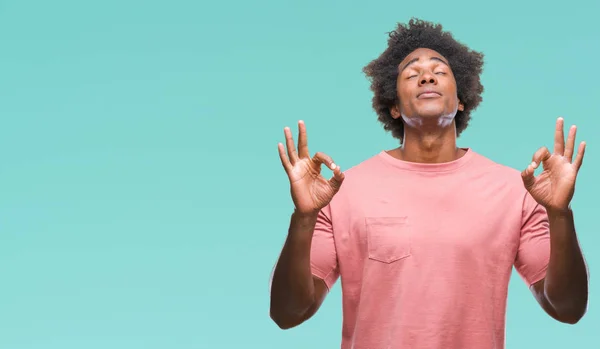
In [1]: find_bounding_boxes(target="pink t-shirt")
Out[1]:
[310,148,550,349]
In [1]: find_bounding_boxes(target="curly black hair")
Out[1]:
[362,18,485,143]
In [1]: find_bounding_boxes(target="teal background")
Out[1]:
[0,0,598,348]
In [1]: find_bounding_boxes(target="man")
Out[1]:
[269,18,588,348]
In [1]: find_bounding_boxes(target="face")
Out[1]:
[391,48,464,128]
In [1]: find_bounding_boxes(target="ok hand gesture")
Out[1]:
[522,117,586,213]
[278,121,344,215]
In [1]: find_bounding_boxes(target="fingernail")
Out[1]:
[330,163,336,170]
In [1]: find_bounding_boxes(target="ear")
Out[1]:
[458,101,464,112]
[390,104,401,119]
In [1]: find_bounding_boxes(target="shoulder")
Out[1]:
[338,152,390,183]
[469,150,524,182]
[325,152,391,205]
[467,150,533,203]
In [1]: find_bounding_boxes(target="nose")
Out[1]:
[419,71,437,86]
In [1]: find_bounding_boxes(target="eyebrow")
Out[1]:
[400,56,449,72]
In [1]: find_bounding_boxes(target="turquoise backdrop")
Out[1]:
[0,0,598,348]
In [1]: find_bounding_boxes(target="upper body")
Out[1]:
[269,18,588,349]
[310,148,550,348]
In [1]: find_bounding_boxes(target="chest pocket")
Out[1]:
[365,216,411,263]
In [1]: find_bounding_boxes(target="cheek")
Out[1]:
[443,80,459,103]
[397,96,411,114]
[396,84,411,106]
[448,77,459,95]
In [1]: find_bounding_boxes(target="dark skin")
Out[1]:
[269,47,588,329]
[270,121,342,329]
[389,48,465,163]
[522,118,588,324]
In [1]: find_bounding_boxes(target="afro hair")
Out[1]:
[363,18,485,142]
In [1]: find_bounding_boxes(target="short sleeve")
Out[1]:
[514,192,551,287]
[310,204,339,290]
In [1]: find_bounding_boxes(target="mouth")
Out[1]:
[417,91,442,99]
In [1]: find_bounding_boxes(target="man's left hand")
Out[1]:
[522,117,586,213]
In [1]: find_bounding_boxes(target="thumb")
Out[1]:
[328,163,345,192]
[521,161,537,190]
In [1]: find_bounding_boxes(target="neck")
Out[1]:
[390,121,463,163]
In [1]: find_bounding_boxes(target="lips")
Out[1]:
[417,91,441,98]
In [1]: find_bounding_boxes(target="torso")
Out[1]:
[324,149,548,349]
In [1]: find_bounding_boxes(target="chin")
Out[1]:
[419,109,446,118]
[402,109,456,127]
[420,109,454,120]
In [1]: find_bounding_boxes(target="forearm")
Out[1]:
[270,211,319,320]
[543,208,588,319]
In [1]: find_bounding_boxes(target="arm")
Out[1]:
[521,117,588,324]
[271,120,344,329]
[269,211,329,329]
[531,208,588,324]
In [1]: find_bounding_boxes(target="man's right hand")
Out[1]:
[278,120,345,215]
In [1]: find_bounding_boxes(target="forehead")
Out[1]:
[398,48,449,68]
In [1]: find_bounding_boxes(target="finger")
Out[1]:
[521,161,536,189]
[531,146,551,169]
[329,164,345,191]
[564,125,577,162]
[297,120,310,158]
[312,151,337,171]
[284,127,299,164]
[573,141,586,171]
[554,117,565,155]
[278,142,292,173]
